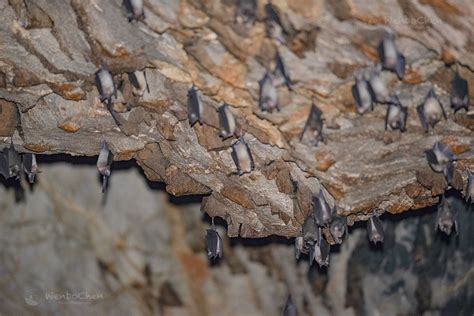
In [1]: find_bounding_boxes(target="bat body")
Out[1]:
[425,142,456,184]
[187,86,203,126]
[300,102,324,146]
[330,215,347,245]
[206,227,223,259]
[218,104,236,139]
[352,78,373,114]
[466,169,473,203]
[123,0,145,22]
[264,3,285,43]
[385,96,408,132]
[451,72,469,113]
[95,64,120,125]
[23,153,38,183]
[97,140,113,193]
[378,32,405,80]
[417,89,446,132]
[274,51,292,90]
[314,227,330,268]
[231,138,254,175]
[235,0,256,26]
[368,69,390,103]
[436,194,458,235]
[259,72,279,112]
[128,70,150,97]
[313,190,335,227]
[367,212,384,244]
[282,295,297,316]
[7,143,21,179]
[295,236,304,259]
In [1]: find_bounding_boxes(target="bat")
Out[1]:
[123,0,145,22]
[436,194,458,235]
[466,169,473,204]
[425,142,456,184]
[187,85,203,126]
[0,149,9,179]
[259,72,279,113]
[206,220,223,259]
[367,211,384,244]
[282,295,297,316]
[273,51,292,90]
[378,32,406,80]
[299,101,324,146]
[264,3,285,44]
[7,142,21,180]
[235,0,256,26]
[352,78,373,114]
[385,96,408,132]
[313,189,335,227]
[95,63,121,126]
[23,153,39,183]
[451,71,469,113]
[330,215,347,245]
[218,104,236,139]
[128,70,150,97]
[96,140,113,193]
[231,137,254,175]
[368,67,390,103]
[314,227,330,267]
[416,88,446,133]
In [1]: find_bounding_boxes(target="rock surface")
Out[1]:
[1,0,473,238]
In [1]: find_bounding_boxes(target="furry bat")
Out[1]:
[378,32,406,80]
[300,101,324,146]
[367,211,384,244]
[96,140,113,193]
[187,85,203,126]
[385,96,408,132]
[231,137,254,175]
[416,88,446,133]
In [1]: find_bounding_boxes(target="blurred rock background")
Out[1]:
[0,161,472,315]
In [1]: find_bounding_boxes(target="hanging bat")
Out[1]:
[282,295,297,316]
[235,0,256,26]
[465,169,473,204]
[352,77,373,114]
[302,216,318,256]
[95,63,121,126]
[330,215,347,245]
[187,85,203,127]
[385,96,408,132]
[368,67,390,103]
[273,51,292,90]
[23,153,39,183]
[123,0,145,22]
[7,142,21,180]
[231,137,254,175]
[436,194,458,235]
[264,3,285,44]
[416,88,446,133]
[367,211,384,244]
[96,140,113,193]
[299,101,324,146]
[206,221,223,259]
[259,72,279,113]
[425,142,456,184]
[451,71,469,113]
[378,32,406,80]
[313,190,335,227]
[128,70,150,97]
[218,104,236,139]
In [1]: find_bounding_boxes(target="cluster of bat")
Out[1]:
[0,142,38,184]
[352,32,469,133]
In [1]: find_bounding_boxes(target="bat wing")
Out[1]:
[467,169,473,202]
[416,104,428,132]
[401,106,408,132]
[378,40,385,67]
[95,72,104,99]
[0,151,9,179]
[245,141,255,171]
[384,106,390,130]
[231,144,240,174]
[144,71,150,93]
[127,72,140,89]
[351,83,362,112]
[395,53,405,80]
